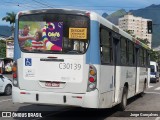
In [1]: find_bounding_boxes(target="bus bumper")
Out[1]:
[12,87,99,108]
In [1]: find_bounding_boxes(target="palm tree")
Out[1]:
[2,12,16,36]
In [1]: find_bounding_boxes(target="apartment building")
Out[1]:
[118,14,152,48]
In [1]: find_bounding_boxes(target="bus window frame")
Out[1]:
[100,25,113,65]
[17,13,90,55]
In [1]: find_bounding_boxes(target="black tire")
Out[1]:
[4,85,12,96]
[118,86,128,111]
[140,82,147,97]
[155,79,157,83]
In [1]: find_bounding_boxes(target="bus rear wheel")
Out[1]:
[118,86,128,111]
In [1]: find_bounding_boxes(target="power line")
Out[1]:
[0,1,160,11]
[0,1,143,9]
[0,0,159,9]
[16,0,47,8]
[32,0,54,8]
[0,1,45,9]
[38,0,54,7]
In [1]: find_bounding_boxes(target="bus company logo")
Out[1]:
[1,112,43,118]
[25,58,32,66]
[2,112,11,117]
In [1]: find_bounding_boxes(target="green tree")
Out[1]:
[136,38,150,46]
[2,12,16,36]
[124,30,135,37]
[124,30,150,46]
[149,49,160,62]
[0,40,6,58]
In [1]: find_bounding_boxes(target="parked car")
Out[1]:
[150,61,159,83]
[0,74,12,95]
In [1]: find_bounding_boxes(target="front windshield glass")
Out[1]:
[18,13,90,54]
[150,65,155,72]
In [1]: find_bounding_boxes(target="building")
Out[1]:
[118,14,152,48]
[0,37,14,74]
[6,39,14,58]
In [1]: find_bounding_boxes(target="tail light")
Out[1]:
[87,65,97,92]
[12,61,19,87]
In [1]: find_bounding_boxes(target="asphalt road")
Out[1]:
[0,74,160,120]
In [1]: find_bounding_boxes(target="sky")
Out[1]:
[0,0,160,26]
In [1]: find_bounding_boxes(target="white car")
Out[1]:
[0,74,12,95]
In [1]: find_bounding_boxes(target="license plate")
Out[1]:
[45,82,60,87]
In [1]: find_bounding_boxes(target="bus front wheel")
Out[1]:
[140,81,147,97]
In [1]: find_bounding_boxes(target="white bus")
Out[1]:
[12,9,150,110]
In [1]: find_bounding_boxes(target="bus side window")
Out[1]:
[139,48,144,67]
[100,27,112,64]
[128,41,134,65]
[157,65,159,72]
[120,38,127,65]
[150,65,155,72]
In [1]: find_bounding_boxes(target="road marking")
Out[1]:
[145,92,160,95]
[0,99,12,103]
[154,87,160,90]
[32,108,74,120]
[149,85,154,88]
[155,117,160,120]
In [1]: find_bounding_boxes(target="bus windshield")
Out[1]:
[18,13,90,54]
[150,65,155,72]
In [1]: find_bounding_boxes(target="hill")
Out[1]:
[0,26,12,37]
[106,9,127,25]
[102,13,109,18]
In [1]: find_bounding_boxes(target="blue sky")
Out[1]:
[1,0,160,26]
